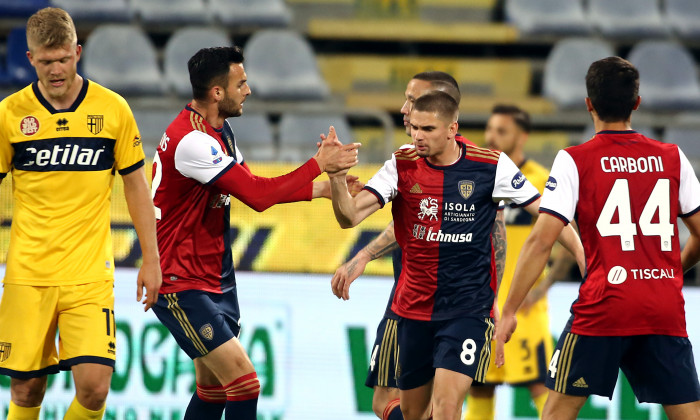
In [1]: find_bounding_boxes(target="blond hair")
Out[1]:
[26,7,77,51]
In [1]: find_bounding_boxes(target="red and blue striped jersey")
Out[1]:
[366,141,540,321]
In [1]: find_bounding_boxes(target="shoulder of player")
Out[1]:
[394,144,419,161]
[464,144,500,164]
[0,84,35,110]
[84,79,130,109]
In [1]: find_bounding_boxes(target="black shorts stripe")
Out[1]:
[379,319,397,387]
[165,293,208,356]
[556,332,578,393]
[475,318,495,382]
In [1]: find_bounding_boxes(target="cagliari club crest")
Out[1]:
[458,180,475,200]
[0,342,11,362]
[199,323,214,341]
[87,114,104,135]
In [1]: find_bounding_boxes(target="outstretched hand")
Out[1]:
[314,126,361,175]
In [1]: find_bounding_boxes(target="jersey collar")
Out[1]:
[32,78,89,114]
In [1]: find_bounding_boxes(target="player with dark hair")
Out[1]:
[329,91,583,420]
[0,7,161,420]
[331,71,503,420]
[496,56,700,420]
[464,104,578,419]
[151,46,360,420]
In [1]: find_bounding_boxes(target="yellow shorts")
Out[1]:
[0,280,116,378]
[484,305,553,385]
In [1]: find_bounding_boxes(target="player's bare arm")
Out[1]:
[331,221,398,300]
[494,213,565,367]
[313,175,364,199]
[122,168,162,311]
[681,212,700,272]
[492,209,506,295]
[523,197,585,272]
[521,245,577,312]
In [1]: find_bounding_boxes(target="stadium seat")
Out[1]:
[49,0,132,22]
[243,30,330,101]
[587,0,669,38]
[627,41,700,111]
[6,28,36,86]
[228,113,277,162]
[132,108,180,150]
[131,0,210,24]
[664,127,700,157]
[504,0,591,36]
[0,0,49,18]
[664,126,700,175]
[278,112,353,162]
[82,25,165,95]
[211,0,292,27]
[665,0,700,39]
[164,27,232,97]
[542,38,614,109]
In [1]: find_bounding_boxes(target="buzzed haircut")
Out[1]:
[586,56,639,123]
[491,104,531,133]
[26,7,77,51]
[413,71,462,105]
[412,91,459,123]
[188,46,244,101]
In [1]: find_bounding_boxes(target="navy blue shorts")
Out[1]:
[547,330,700,405]
[365,317,399,389]
[152,287,241,359]
[396,315,494,390]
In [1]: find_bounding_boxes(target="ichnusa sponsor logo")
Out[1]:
[424,227,472,243]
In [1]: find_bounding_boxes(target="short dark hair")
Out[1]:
[412,91,459,122]
[491,104,531,133]
[188,46,244,100]
[413,71,461,105]
[585,57,639,123]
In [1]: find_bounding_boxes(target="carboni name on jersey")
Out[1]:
[14,138,115,171]
[600,155,664,173]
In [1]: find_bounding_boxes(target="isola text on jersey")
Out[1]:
[600,156,664,173]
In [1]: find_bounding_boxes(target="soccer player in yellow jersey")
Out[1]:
[0,8,161,420]
[464,105,569,420]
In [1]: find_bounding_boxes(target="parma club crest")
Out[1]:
[458,180,474,200]
[87,114,104,135]
[0,342,10,362]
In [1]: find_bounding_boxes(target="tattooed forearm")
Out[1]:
[492,211,507,293]
[365,221,399,261]
[346,259,359,277]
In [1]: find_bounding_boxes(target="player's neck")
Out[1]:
[428,139,461,166]
[593,118,632,133]
[37,75,83,110]
[190,99,225,129]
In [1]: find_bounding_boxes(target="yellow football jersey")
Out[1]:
[498,159,550,313]
[0,80,144,286]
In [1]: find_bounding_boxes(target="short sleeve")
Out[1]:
[492,152,540,206]
[174,131,236,185]
[539,150,579,224]
[364,153,399,206]
[678,146,700,217]
[113,96,145,175]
